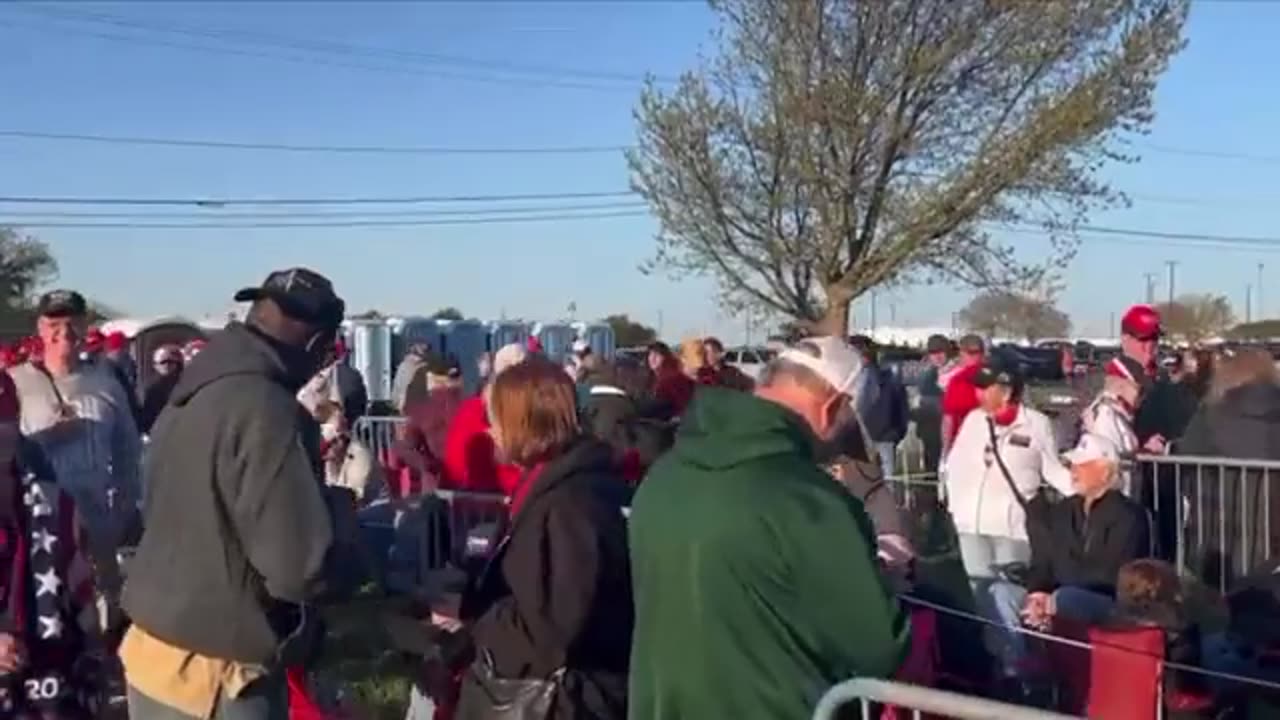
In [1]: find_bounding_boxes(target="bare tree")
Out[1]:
[630,0,1188,334]
[958,290,1071,342]
[1157,294,1235,344]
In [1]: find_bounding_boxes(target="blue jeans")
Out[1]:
[958,533,1032,676]
[127,676,287,720]
[1051,586,1115,625]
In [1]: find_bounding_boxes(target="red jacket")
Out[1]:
[941,361,983,445]
[442,395,521,495]
[653,367,695,418]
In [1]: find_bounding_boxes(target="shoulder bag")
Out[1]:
[985,417,1054,546]
[455,478,566,720]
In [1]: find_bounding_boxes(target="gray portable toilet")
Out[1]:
[348,318,393,403]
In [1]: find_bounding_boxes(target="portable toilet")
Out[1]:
[347,319,393,403]
[572,322,616,361]
[437,319,488,393]
[488,321,531,354]
[390,316,444,365]
[532,322,577,365]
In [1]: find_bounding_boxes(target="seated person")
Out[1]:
[1108,559,1210,714]
[1021,433,1151,629]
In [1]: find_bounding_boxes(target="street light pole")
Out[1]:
[1165,261,1179,305]
[1246,284,1253,324]
[1259,262,1266,319]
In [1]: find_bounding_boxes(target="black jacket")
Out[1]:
[461,439,634,720]
[580,385,674,471]
[122,323,334,666]
[1027,490,1151,595]
[137,371,181,434]
[1177,382,1280,587]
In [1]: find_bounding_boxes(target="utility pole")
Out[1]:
[1144,273,1157,304]
[1259,262,1266,319]
[1165,261,1179,306]
[870,291,878,333]
[1246,284,1253,324]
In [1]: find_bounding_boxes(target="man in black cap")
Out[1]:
[915,334,955,472]
[120,269,346,720]
[10,289,141,638]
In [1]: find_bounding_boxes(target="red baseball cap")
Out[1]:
[105,331,128,351]
[1120,304,1161,341]
[84,327,105,351]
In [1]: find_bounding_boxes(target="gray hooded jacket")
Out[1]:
[122,323,333,665]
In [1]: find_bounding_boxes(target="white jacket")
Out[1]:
[944,405,1074,541]
[1080,393,1139,495]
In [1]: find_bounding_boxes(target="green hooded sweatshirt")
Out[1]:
[628,388,910,720]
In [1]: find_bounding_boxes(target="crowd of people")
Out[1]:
[0,268,1274,719]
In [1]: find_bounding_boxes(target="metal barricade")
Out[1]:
[1137,453,1280,593]
[813,678,1080,720]
[352,415,404,461]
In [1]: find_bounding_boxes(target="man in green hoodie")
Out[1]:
[629,336,910,720]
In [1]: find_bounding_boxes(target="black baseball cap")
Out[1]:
[926,334,951,354]
[234,268,345,328]
[973,353,1024,391]
[36,289,87,318]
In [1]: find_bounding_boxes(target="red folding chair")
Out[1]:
[287,667,357,720]
[882,607,942,720]
[1048,619,1165,718]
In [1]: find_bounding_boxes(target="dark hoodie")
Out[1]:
[1177,382,1280,587]
[628,387,909,720]
[122,323,333,666]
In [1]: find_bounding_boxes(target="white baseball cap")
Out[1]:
[571,339,591,355]
[492,343,528,377]
[777,336,864,395]
[1064,432,1122,465]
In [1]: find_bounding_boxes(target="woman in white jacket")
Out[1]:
[944,355,1073,685]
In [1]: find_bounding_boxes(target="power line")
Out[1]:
[0,129,629,155]
[0,190,639,207]
[10,4,679,85]
[0,7,669,92]
[0,209,650,230]
[0,19,638,93]
[0,201,648,219]
[1141,142,1280,165]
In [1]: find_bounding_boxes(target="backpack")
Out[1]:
[863,367,909,444]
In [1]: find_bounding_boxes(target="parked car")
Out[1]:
[724,346,776,381]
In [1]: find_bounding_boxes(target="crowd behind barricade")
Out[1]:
[0,271,1277,719]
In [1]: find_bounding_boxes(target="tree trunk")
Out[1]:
[816,297,852,337]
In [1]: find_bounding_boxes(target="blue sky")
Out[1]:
[0,0,1277,341]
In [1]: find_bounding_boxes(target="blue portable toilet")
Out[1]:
[390,316,445,365]
[532,322,576,365]
[436,319,488,394]
[572,322,616,361]
[488,321,531,354]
